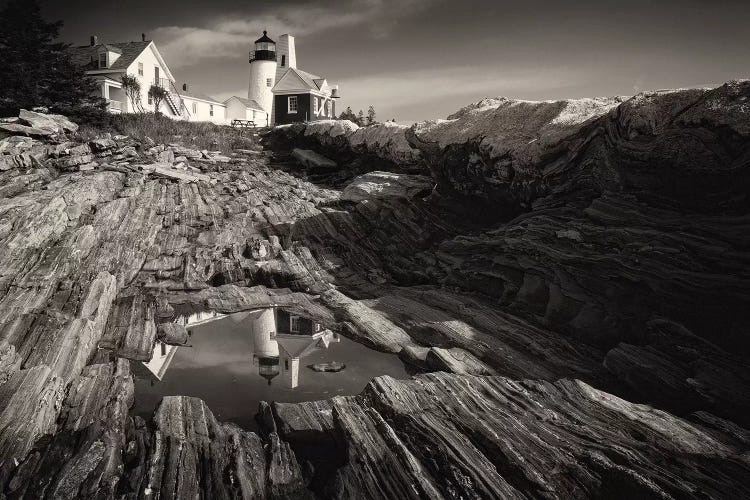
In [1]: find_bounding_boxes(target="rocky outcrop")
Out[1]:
[408,82,750,211]
[266,120,424,184]
[1,84,749,499]
[268,373,750,499]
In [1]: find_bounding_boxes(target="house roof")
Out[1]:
[100,44,122,54]
[225,96,265,111]
[295,68,322,89]
[177,88,224,105]
[273,67,333,94]
[67,41,151,72]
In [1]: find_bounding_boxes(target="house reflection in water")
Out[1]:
[138,307,339,389]
[238,308,340,387]
[139,309,224,382]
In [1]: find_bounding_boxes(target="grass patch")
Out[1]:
[77,113,260,152]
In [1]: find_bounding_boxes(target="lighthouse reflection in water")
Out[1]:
[133,307,409,430]
[241,307,340,388]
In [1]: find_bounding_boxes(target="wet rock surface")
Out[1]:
[0,81,749,498]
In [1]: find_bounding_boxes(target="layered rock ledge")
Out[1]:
[0,80,749,498]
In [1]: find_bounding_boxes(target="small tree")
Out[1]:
[148,85,168,114]
[367,105,377,125]
[121,74,143,113]
[356,109,365,126]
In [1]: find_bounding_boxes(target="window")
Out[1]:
[138,62,143,76]
[288,96,298,113]
[285,359,289,370]
[98,52,107,68]
[209,104,214,117]
[266,78,273,87]
[281,55,286,67]
[160,342,166,357]
[192,102,197,114]
[290,315,301,332]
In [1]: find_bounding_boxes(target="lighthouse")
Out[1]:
[248,30,338,126]
[248,31,277,120]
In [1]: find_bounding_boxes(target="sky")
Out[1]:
[41,0,750,124]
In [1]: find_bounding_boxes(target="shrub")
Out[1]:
[84,113,258,152]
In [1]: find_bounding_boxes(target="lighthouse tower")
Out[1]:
[248,31,277,118]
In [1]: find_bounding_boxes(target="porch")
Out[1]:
[97,77,126,113]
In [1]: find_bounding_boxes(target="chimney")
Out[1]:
[90,35,98,46]
[275,34,297,84]
[142,33,146,42]
[182,83,188,92]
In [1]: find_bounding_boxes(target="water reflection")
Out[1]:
[133,306,407,429]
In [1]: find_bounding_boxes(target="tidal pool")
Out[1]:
[132,307,409,430]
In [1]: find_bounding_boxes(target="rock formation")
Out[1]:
[0,80,749,498]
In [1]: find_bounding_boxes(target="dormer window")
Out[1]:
[98,52,107,68]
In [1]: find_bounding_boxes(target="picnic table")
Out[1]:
[231,119,256,128]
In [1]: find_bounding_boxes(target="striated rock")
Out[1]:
[287,373,750,499]
[266,120,424,184]
[291,148,337,170]
[0,366,65,475]
[3,360,133,499]
[133,396,308,499]
[1,85,749,498]
[340,171,433,202]
[0,122,55,138]
[408,82,750,211]
[19,109,78,134]
[425,346,496,375]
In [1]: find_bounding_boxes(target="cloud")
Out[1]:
[154,0,435,67]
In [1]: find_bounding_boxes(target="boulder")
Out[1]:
[19,109,78,133]
[0,122,54,138]
[89,137,117,152]
[156,322,188,345]
[341,171,434,202]
[291,148,338,170]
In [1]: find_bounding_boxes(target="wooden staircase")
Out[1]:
[154,78,189,118]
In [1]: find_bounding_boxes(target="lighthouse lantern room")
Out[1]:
[250,30,276,62]
[248,31,277,117]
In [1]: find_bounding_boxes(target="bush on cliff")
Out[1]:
[0,0,106,121]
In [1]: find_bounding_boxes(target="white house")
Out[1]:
[224,96,269,127]
[67,35,187,117]
[175,84,228,124]
[68,35,259,126]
